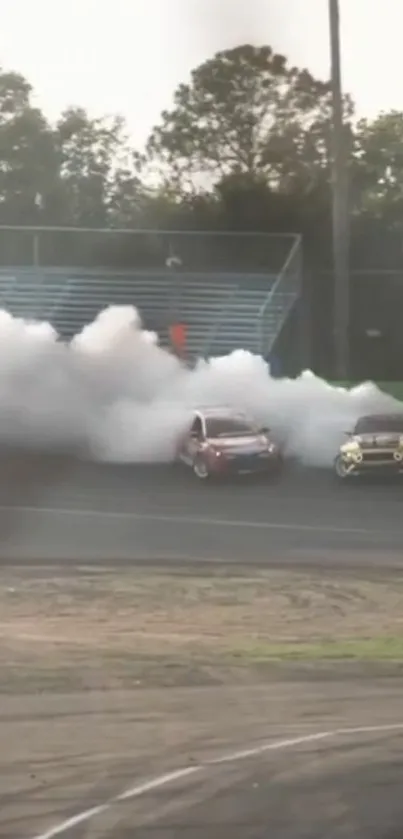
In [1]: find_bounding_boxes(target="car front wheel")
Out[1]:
[334,454,354,479]
[193,456,210,480]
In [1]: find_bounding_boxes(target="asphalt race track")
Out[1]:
[1,451,403,838]
[0,451,401,565]
[84,724,403,839]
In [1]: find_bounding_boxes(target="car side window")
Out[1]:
[190,416,203,439]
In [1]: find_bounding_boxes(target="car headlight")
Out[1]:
[211,448,225,458]
[259,444,276,457]
[341,441,360,457]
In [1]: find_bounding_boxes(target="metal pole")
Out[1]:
[33,233,40,267]
[329,0,350,380]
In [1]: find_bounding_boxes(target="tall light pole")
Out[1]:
[329,0,350,380]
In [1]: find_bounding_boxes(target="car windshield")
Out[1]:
[205,416,256,437]
[354,416,403,434]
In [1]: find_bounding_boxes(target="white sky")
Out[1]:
[0,0,402,149]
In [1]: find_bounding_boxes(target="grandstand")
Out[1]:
[0,227,302,359]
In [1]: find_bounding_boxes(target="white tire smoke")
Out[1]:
[0,305,397,466]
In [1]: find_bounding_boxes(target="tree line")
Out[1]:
[1,45,403,269]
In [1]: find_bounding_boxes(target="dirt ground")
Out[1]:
[1,565,403,693]
[2,565,403,838]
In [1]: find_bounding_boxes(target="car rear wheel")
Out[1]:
[193,456,210,480]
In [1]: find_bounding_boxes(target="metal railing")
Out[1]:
[200,286,239,357]
[257,235,302,356]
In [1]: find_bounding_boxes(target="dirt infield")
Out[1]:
[1,564,403,694]
[2,564,403,837]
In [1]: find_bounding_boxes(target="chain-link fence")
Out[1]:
[0,225,301,276]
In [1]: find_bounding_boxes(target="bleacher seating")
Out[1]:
[0,268,295,359]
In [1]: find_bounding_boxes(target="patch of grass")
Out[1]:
[229,636,403,662]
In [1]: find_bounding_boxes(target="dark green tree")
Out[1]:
[55,107,131,225]
[0,68,58,222]
[353,111,403,221]
[144,45,353,194]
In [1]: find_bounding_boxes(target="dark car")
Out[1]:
[334,412,403,479]
[176,407,283,480]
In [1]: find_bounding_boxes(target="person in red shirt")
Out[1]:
[169,322,187,359]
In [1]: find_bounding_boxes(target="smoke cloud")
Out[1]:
[0,304,398,467]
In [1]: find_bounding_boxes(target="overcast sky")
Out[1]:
[1,0,401,148]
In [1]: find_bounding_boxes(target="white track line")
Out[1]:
[0,503,376,535]
[33,768,198,839]
[32,722,403,839]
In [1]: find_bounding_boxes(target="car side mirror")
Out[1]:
[344,430,353,437]
[260,426,270,435]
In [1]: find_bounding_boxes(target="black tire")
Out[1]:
[334,454,353,480]
[193,456,210,480]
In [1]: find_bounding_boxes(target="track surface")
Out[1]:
[120,727,403,839]
[1,453,403,837]
[0,455,401,564]
[4,682,403,839]
[95,727,403,839]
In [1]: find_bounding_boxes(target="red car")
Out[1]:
[176,407,283,480]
